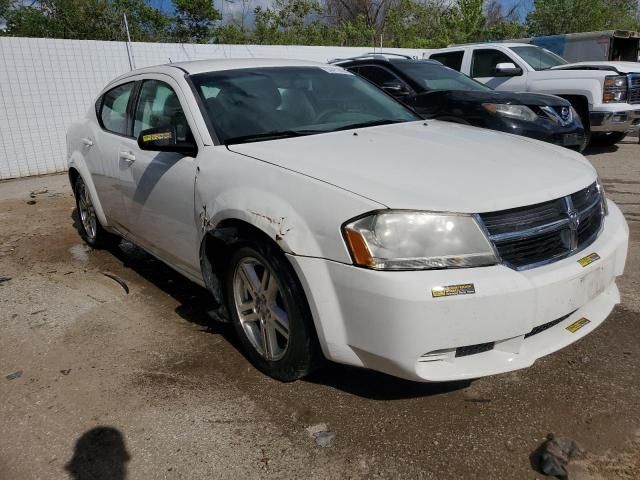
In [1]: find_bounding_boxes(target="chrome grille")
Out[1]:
[629,74,640,104]
[478,183,605,270]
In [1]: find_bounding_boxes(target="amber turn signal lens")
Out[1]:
[344,228,374,267]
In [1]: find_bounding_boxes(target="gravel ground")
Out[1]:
[1,138,639,480]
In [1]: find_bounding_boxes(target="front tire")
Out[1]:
[73,176,119,249]
[225,239,320,382]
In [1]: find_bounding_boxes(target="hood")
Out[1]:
[552,61,640,74]
[408,90,569,107]
[227,121,597,213]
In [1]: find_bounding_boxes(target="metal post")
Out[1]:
[123,13,135,71]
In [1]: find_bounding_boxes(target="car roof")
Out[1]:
[332,55,441,66]
[167,58,327,74]
[107,58,329,87]
[434,43,531,51]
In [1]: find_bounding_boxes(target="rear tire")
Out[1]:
[225,238,320,382]
[591,132,626,147]
[73,176,120,249]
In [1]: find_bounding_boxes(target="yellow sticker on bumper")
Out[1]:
[566,317,591,333]
[432,283,475,298]
[578,252,600,267]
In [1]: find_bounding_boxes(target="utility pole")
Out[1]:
[123,13,136,71]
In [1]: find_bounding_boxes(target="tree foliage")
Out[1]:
[0,0,639,46]
[173,0,221,42]
[527,0,640,36]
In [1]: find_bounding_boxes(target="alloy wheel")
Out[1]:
[77,182,97,241]
[232,257,290,361]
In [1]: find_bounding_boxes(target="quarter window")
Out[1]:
[99,83,134,135]
[429,51,464,71]
[133,80,192,142]
[471,49,519,78]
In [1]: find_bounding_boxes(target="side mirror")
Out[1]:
[381,81,410,97]
[494,62,522,77]
[137,126,197,156]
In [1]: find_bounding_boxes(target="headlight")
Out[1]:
[342,211,497,270]
[482,103,538,122]
[603,75,627,103]
[596,178,609,216]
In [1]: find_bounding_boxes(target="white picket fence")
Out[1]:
[0,37,425,179]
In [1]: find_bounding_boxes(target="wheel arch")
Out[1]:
[68,156,109,228]
[198,217,315,326]
[556,95,591,129]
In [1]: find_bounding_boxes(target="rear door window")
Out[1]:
[99,83,134,136]
[357,65,405,88]
[429,51,464,71]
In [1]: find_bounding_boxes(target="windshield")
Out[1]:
[510,46,568,71]
[190,66,420,144]
[397,62,491,92]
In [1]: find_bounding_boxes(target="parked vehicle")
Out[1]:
[67,59,628,383]
[506,30,640,63]
[332,53,585,150]
[427,43,640,146]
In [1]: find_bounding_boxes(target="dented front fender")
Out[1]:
[195,146,383,263]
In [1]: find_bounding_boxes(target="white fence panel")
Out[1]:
[0,37,424,180]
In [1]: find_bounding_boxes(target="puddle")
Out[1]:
[69,244,91,262]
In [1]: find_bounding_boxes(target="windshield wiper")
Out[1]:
[329,119,407,132]
[224,129,318,145]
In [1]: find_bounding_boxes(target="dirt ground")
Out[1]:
[1,137,639,480]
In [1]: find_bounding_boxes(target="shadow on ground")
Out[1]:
[65,427,130,480]
[583,144,619,155]
[304,364,471,400]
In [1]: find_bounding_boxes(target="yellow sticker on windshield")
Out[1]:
[578,252,600,267]
[566,317,591,333]
[432,283,475,298]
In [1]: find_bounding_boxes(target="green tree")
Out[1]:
[113,0,171,41]
[172,0,221,42]
[253,0,343,45]
[384,0,449,48]
[445,0,486,45]
[1,0,170,41]
[526,0,640,36]
[215,23,249,43]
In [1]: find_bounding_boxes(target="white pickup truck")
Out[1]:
[426,43,640,146]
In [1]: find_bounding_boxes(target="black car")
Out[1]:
[332,54,586,151]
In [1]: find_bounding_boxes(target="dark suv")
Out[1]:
[332,54,586,151]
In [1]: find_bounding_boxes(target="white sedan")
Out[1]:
[66,58,629,382]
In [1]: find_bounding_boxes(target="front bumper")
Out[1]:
[289,201,628,382]
[478,116,585,149]
[590,105,640,132]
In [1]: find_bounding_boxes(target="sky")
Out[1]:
[499,0,535,21]
[147,0,536,23]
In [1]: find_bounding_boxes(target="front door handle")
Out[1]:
[119,151,136,165]
[81,138,93,147]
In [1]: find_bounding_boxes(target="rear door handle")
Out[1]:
[119,151,136,165]
[81,138,93,147]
